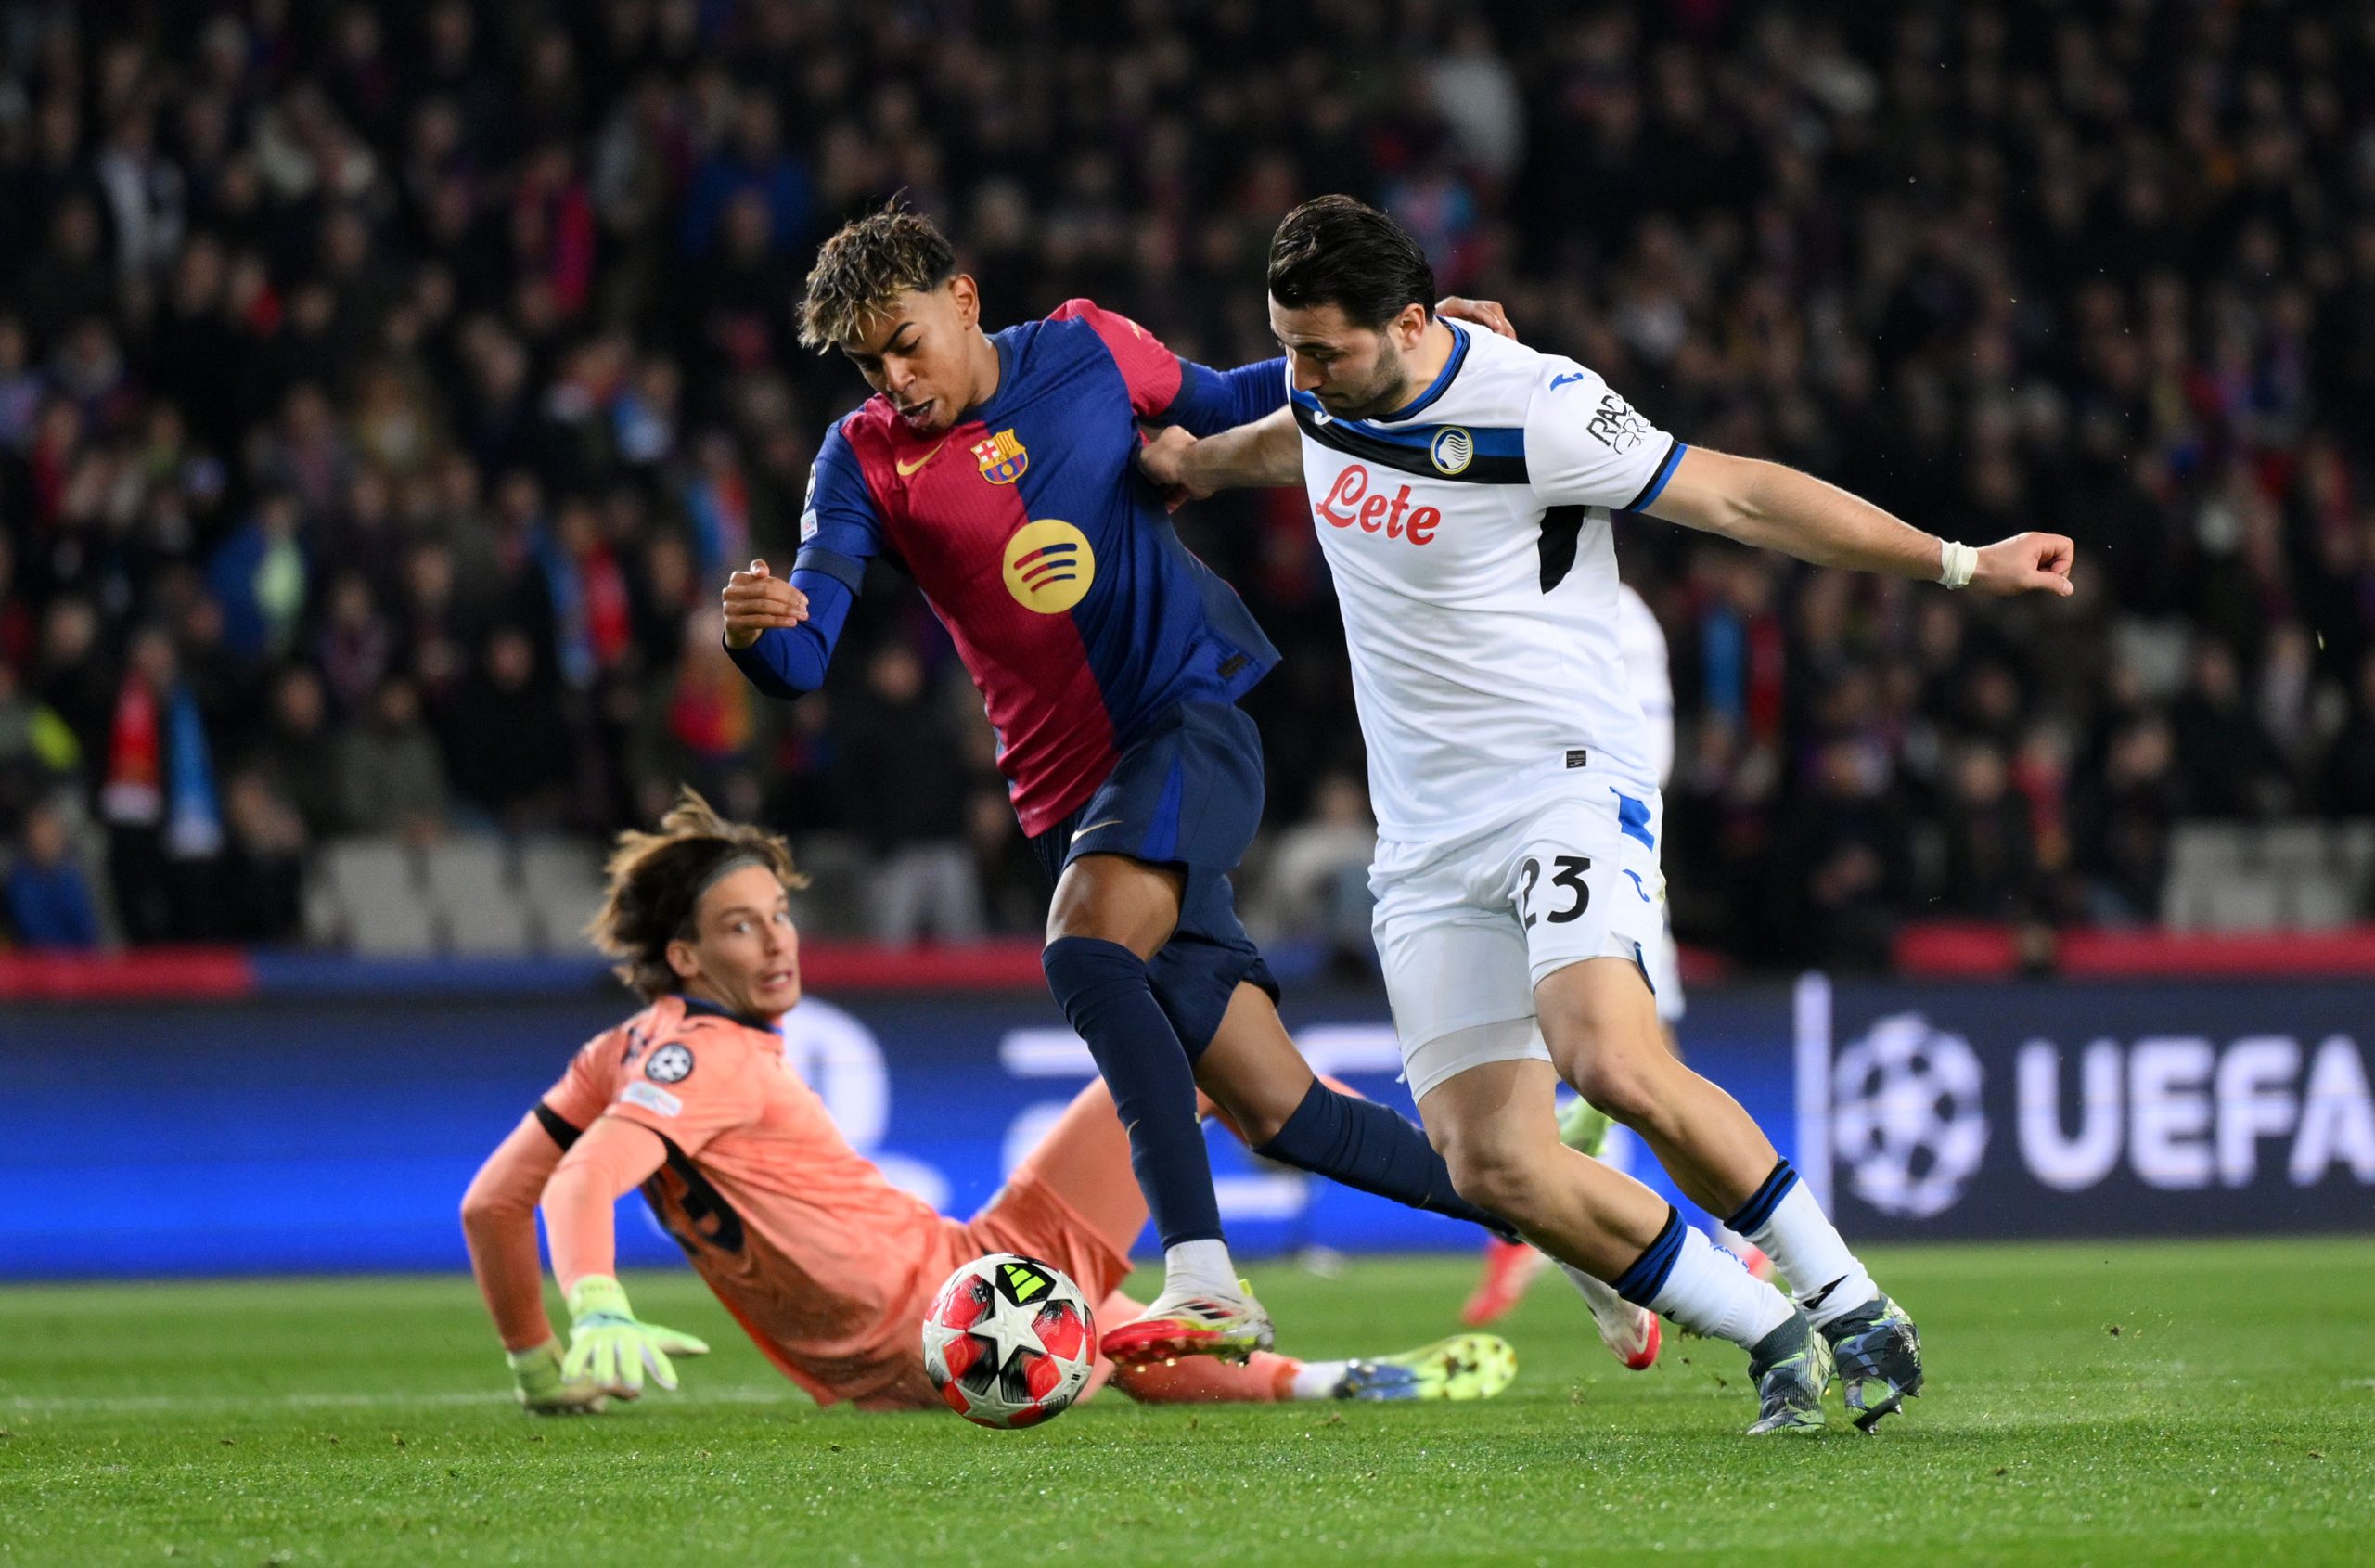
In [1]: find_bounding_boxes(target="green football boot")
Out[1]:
[1818,1293,1924,1432]
[1744,1313,1833,1435]
[1331,1333,1518,1402]
[1558,1094,1613,1161]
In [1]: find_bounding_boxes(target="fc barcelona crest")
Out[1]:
[973,428,1029,484]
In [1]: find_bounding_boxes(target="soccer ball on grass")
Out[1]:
[920,1252,1097,1428]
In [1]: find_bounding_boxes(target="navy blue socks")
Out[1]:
[1253,1079,1521,1242]
[1043,940,1530,1255]
[1042,936,1223,1249]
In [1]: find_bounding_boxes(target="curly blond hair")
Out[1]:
[586,787,809,999]
[796,199,956,351]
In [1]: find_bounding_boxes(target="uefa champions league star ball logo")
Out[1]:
[1830,1013,1989,1218]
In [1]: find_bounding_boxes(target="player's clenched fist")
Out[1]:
[1137,426,1209,500]
[721,559,809,649]
[1971,532,2077,598]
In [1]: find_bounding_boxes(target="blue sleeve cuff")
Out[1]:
[725,630,822,697]
[723,569,856,697]
[1624,441,1687,513]
[1163,357,1290,435]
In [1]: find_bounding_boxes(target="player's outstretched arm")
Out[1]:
[461,1111,617,1414]
[1157,295,1511,441]
[1139,406,1303,500]
[1643,446,2074,597]
[541,1116,711,1396]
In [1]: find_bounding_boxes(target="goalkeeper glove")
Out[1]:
[507,1339,610,1416]
[562,1275,710,1394]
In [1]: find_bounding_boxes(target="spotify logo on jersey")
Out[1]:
[1003,520,1096,613]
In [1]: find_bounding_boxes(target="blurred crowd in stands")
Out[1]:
[5,0,2375,968]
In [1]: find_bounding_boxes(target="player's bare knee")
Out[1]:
[1237,1106,1292,1147]
[1045,854,1184,957]
[1564,1051,1666,1131]
[1450,1160,1547,1230]
[1538,990,1626,1060]
[1205,1082,1290,1147]
[1437,1130,1550,1226]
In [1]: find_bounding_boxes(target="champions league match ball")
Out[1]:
[921,1253,1098,1429]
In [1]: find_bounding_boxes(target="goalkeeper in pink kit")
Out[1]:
[459,790,1514,1414]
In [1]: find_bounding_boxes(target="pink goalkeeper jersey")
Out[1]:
[540,994,969,1407]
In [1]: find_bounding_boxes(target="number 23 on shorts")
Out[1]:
[1519,855,1592,927]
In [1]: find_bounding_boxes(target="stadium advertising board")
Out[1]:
[0,987,1794,1279]
[8,974,2367,1278]
[1798,975,2375,1240]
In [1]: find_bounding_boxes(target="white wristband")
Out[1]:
[1938,540,1977,590]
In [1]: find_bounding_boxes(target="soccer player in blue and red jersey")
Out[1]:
[720,205,1515,1364]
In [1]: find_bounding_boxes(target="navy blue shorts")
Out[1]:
[1029,700,1279,1054]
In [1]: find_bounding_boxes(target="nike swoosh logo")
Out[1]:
[1072,818,1125,839]
[1549,373,1585,391]
[1801,1275,1848,1311]
[894,440,949,477]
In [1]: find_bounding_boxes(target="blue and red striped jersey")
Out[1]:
[731,301,1285,836]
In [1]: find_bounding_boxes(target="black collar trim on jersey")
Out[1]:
[679,994,780,1032]
[1379,320,1470,423]
[1290,396,1530,485]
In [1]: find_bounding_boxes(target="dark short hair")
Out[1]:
[798,199,957,350]
[1266,196,1436,328]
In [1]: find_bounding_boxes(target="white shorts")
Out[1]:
[1371,776,1670,1104]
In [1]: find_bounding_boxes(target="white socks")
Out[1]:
[1164,1238,1239,1300]
[1289,1360,1347,1400]
[1738,1175,1877,1330]
[1640,1225,1795,1350]
[1559,1261,1645,1343]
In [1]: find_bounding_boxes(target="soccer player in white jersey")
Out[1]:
[1142,196,2075,1434]
[1460,582,1774,1345]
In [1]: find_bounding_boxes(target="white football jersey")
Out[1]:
[1614,582,1675,787]
[1291,322,1684,842]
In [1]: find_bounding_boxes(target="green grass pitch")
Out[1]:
[3,1239,2369,1566]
